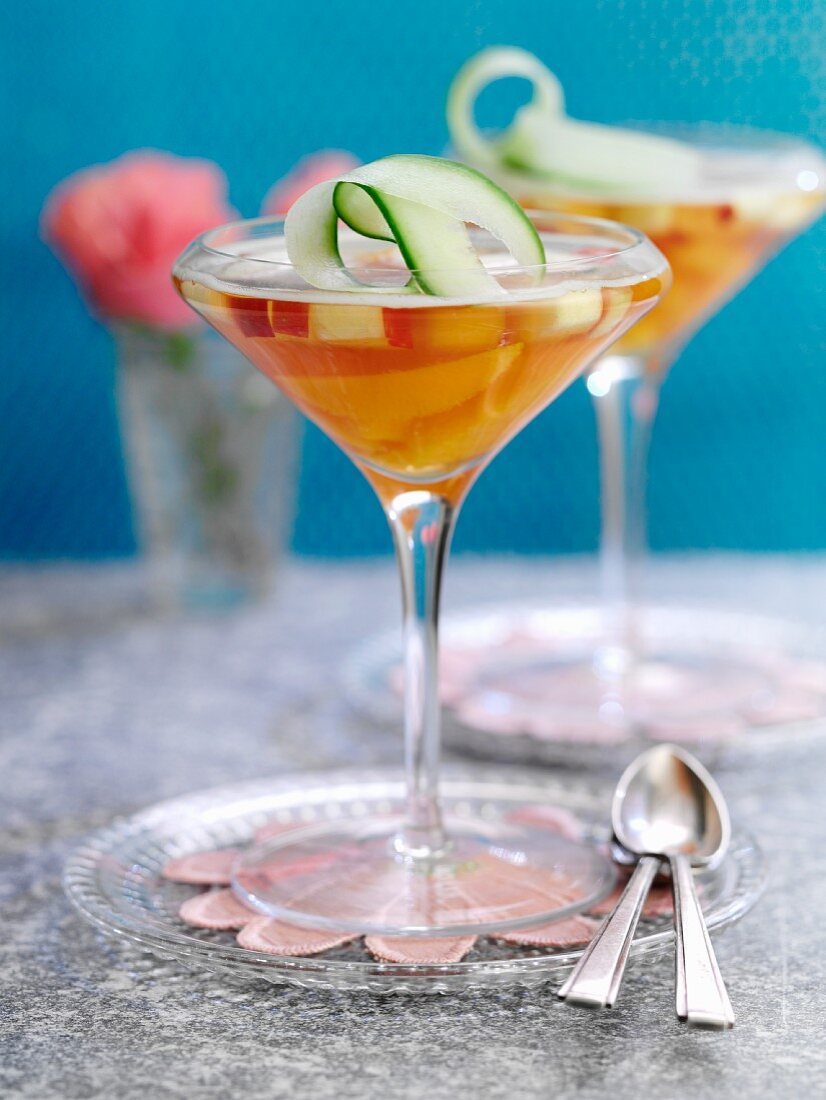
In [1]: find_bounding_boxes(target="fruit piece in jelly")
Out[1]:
[511,287,602,342]
[384,305,505,356]
[308,303,386,344]
[226,294,272,338]
[268,299,309,338]
[284,343,524,436]
[590,286,633,338]
[734,190,816,231]
[179,279,227,315]
[614,204,675,235]
[181,281,271,338]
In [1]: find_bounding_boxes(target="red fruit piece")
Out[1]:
[227,293,273,337]
[383,307,415,349]
[269,299,309,337]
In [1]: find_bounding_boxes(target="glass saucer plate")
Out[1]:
[344,603,826,769]
[64,767,764,995]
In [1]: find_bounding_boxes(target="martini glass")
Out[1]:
[173,212,668,935]
[448,126,826,744]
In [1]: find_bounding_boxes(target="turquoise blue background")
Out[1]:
[1,0,824,559]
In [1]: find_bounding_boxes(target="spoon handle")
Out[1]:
[558,855,660,1008]
[670,853,735,1029]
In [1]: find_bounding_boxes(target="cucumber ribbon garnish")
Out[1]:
[285,154,545,297]
[447,46,702,195]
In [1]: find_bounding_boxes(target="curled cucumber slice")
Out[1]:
[447,46,565,173]
[448,47,702,196]
[285,154,545,298]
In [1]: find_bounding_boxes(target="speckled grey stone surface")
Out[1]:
[3,555,826,1099]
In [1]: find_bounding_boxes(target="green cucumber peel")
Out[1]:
[447,46,565,173]
[285,154,546,298]
[447,47,703,196]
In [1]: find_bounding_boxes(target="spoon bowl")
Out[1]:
[612,744,730,867]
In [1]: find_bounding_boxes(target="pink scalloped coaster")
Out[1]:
[179,888,254,930]
[365,935,477,965]
[742,688,824,727]
[238,917,354,957]
[589,877,676,918]
[645,717,746,744]
[456,853,583,916]
[453,695,628,745]
[505,804,584,841]
[426,634,826,745]
[162,808,610,965]
[254,821,309,844]
[497,915,600,947]
[163,849,240,885]
[161,805,709,965]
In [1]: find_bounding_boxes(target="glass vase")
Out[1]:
[116,324,296,610]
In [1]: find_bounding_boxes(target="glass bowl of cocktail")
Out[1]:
[433,49,826,753]
[173,155,668,936]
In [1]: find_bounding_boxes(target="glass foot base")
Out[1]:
[460,650,773,742]
[345,603,826,764]
[233,812,613,936]
[436,604,826,757]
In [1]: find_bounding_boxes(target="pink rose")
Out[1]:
[262,150,361,215]
[41,150,237,330]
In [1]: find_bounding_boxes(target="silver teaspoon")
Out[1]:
[558,743,734,1028]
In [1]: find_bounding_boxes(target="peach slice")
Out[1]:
[285,342,524,436]
[628,273,668,304]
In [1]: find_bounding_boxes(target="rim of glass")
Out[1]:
[184,210,652,276]
[483,122,826,204]
[603,120,824,152]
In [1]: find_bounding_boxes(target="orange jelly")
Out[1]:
[517,190,822,373]
[175,276,667,501]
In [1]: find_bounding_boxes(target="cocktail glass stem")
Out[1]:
[588,354,661,680]
[386,489,455,861]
